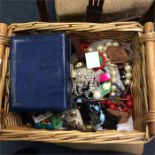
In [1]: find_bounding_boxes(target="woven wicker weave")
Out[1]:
[0,22,155,150]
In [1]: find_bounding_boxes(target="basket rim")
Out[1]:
[8,21,144,33]
[0,128,146,144]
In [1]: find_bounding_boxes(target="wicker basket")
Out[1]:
[0,21,155,154]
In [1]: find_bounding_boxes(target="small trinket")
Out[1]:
[32,111,53,124]
[76,97,82,103]
[74,61,85,69]
[85,52,100,69]
[63,109,84,126]
[105,47,129,64]
[51,115,63,129]
[90,104,105,129]
[74,67,96,96]
[99,82,112,96]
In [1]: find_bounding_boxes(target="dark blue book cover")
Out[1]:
[10,33,71,111]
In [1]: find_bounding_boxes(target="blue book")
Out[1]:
[10,33,71,111]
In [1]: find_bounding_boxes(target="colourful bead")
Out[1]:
[107,99,113,106]
[100,112,105,123]
[125,94,132,100]
[88,48,93,52]
[125,72,132,79]
[109,103,117,110]
[126,100,133,109]
[93,105,100,111]
[124,79,131,85]
[110,70,117,76]
[111,85,117,91]
[93,89,102,100]
[122,107,128,112]
[113,42,119,46]
[97,46,103,51]
[101,82,111,90]
[111,91,116,96]
[124,64,132,72]
[99,72,111,82]
[106,42,112,47]
[77,98,82,103]
[111,77,117,83]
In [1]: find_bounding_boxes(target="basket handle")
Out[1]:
[143,22,155,136]
[0,23,8,129]
[0,23,8,73]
